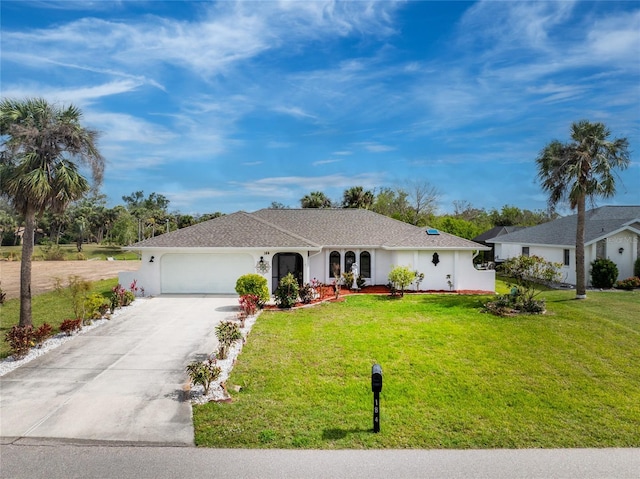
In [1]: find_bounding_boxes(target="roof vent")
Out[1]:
[426,229,440,235]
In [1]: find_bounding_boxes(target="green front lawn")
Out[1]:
[193,287,640,449]
[0,278,118,358]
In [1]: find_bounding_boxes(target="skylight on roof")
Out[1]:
[426,229,440,235]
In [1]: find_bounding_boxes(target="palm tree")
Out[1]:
[342,186,374,209]
[536,120,629,299]
[0,98,104,326]
[300,191,332,208]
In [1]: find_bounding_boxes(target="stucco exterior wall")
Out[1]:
[120,246,496,296]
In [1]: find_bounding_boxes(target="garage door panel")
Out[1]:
[161,254,254,294]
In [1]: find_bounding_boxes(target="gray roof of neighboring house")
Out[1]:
[488,206,640,247]
[132,208,488,250]
[473,226,526,243]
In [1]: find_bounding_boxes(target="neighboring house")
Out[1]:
[119,208,495,296]
[488,206,640,285]
[473,226,526,263]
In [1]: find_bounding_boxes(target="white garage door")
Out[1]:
[161,253,254,294]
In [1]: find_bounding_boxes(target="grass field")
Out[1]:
[0,244,139,261]
[193,287,640,449]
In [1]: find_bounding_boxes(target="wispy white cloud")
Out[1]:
[272,106,317,120]
[356,142,396,153]
[312,159,341,166]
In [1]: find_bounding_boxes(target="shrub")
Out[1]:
[0,286,5,305]
[590,258,618,289]
[274,273,299,309]
[122,290,135,306]
[484,256,562,317]
[388,265,416,297]
[239,294,259,317]
[341,271,355,289]
[84,293,110,320]
[634,258,640,278]
[34,323,54,347]
[55,275,92,320]
[614,277,640,291]
[483,294,514,316]
[500,255,561,303]
[215,321,243,359]
[41,242,65,261]
[356,275,367,289]
[5,325,35,359]
[235,274,270,306]
[110,284,135,311]
[186,356,221,396]
[60,318,82,336]
[299,284,315,304]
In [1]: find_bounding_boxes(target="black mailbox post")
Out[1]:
[371,364,382,433]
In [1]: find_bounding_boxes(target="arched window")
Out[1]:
[360,251,371,277]
[329,251,341,277]
[345,251,356,273]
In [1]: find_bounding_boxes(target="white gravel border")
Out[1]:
[0,298,146,377]
[187,310,260,404]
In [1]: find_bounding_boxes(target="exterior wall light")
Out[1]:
[149,256,155,263]
[618,247,624,254]
[256,256,270,274]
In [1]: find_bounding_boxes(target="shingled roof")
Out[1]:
[132,208,488,250]
[488,206,640,247]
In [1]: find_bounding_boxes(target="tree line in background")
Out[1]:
[0,183,556,249]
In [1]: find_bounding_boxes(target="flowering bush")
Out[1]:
[110,284,135,312]
[614,277,640,291]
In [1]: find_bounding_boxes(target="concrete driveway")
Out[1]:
[0,295,239,446]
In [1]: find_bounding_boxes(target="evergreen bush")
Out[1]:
[590,258,618,289]
[235,274,270,306]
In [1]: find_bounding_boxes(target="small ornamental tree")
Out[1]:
[388,265,416,297]
[487,255,561,315]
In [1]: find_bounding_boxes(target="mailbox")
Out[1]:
[371,364,383,392]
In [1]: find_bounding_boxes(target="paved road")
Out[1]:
[0,444,638,478]
[0,296,238,445]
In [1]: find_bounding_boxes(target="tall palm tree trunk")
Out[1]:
[19,209,35,327]
[575,195,587,299]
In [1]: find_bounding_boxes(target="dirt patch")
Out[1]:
[0,260,141,300]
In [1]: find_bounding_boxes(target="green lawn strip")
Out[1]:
[193,290,640,449]
[0,278,118,358]
[0,244,139,261]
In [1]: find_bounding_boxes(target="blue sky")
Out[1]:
[2,1,639,215]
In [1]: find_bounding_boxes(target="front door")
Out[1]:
[272,253,303,292]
